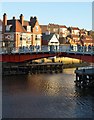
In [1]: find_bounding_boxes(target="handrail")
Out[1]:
[0,45,94,54]
[77,66,94,70]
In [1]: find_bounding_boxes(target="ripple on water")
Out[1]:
[2,68,93,118]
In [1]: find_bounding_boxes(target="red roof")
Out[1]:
[72,35,79,38]
[72,27,79,30]
[16,20,27,33]
[24,21,29,26]
[84,39,94,43]
[84,35,92,39]
[6,16,38,33]
[48,23,59,27]
[80,31,85,34]
[59,25,67,28]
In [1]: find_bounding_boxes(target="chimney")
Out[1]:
[30,16,33,21]
[20,14,24,26]
[13,16,15,20]
[34,16,37,20]
[3,13,7,33]
[3,13,7,26]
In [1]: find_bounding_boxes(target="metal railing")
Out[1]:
[0,45,94,54]
[77,66,94,70]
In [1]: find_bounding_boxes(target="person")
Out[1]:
[71,45,73,51]
[92,45,94,51]
[77,44,81,52]
[91,45,94,52]
[84,45,87,52]
[37,45,40,51]
[88,44,91,52]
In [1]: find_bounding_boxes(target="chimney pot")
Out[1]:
[30,16,33,21]
[4,13,6,16]
[34,16,37,20]
[13,16,15,20]
[20,14,23,17]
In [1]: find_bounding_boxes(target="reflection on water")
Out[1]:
[2,68,94,118]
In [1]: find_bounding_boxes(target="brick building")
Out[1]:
[71,27,80,36]
[2,13,42,48]
[82,35,94,46]
[0,20,2,49]
[59,25,67,37]
[41,24,68,38]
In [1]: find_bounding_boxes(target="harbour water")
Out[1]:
[2,68,94,118]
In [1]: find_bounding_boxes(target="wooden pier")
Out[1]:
[2,63,63,75]
[75,67,94,88]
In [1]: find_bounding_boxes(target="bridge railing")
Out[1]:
[68,45,94,54]
[77,66,94,70]
[0,45,94,54]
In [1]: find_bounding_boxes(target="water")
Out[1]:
[2,68,94,118]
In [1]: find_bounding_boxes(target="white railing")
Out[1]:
[77,66,94,70]
[0,45,94,54]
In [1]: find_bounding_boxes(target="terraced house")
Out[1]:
[2,13,42,48]
[0,20,2,48]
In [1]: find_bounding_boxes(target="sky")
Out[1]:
[0,2,92,30]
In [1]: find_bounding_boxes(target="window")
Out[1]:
[53,28,56,32]
[37,35,41,39]
[35,35,41,40]
[20,35,27,41]
[27,36,31,41]
[53,28,58,32]
[5,34,14,40]
[20,36,22,41]
[60,28,63,32]
[27,26,31,32]
[35,35,37,40]
[6,25,12,31]
[36,26,39,32]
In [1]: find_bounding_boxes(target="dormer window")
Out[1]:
[36,26,39,32]
[27,26,31,32]
[6,25,12,31]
